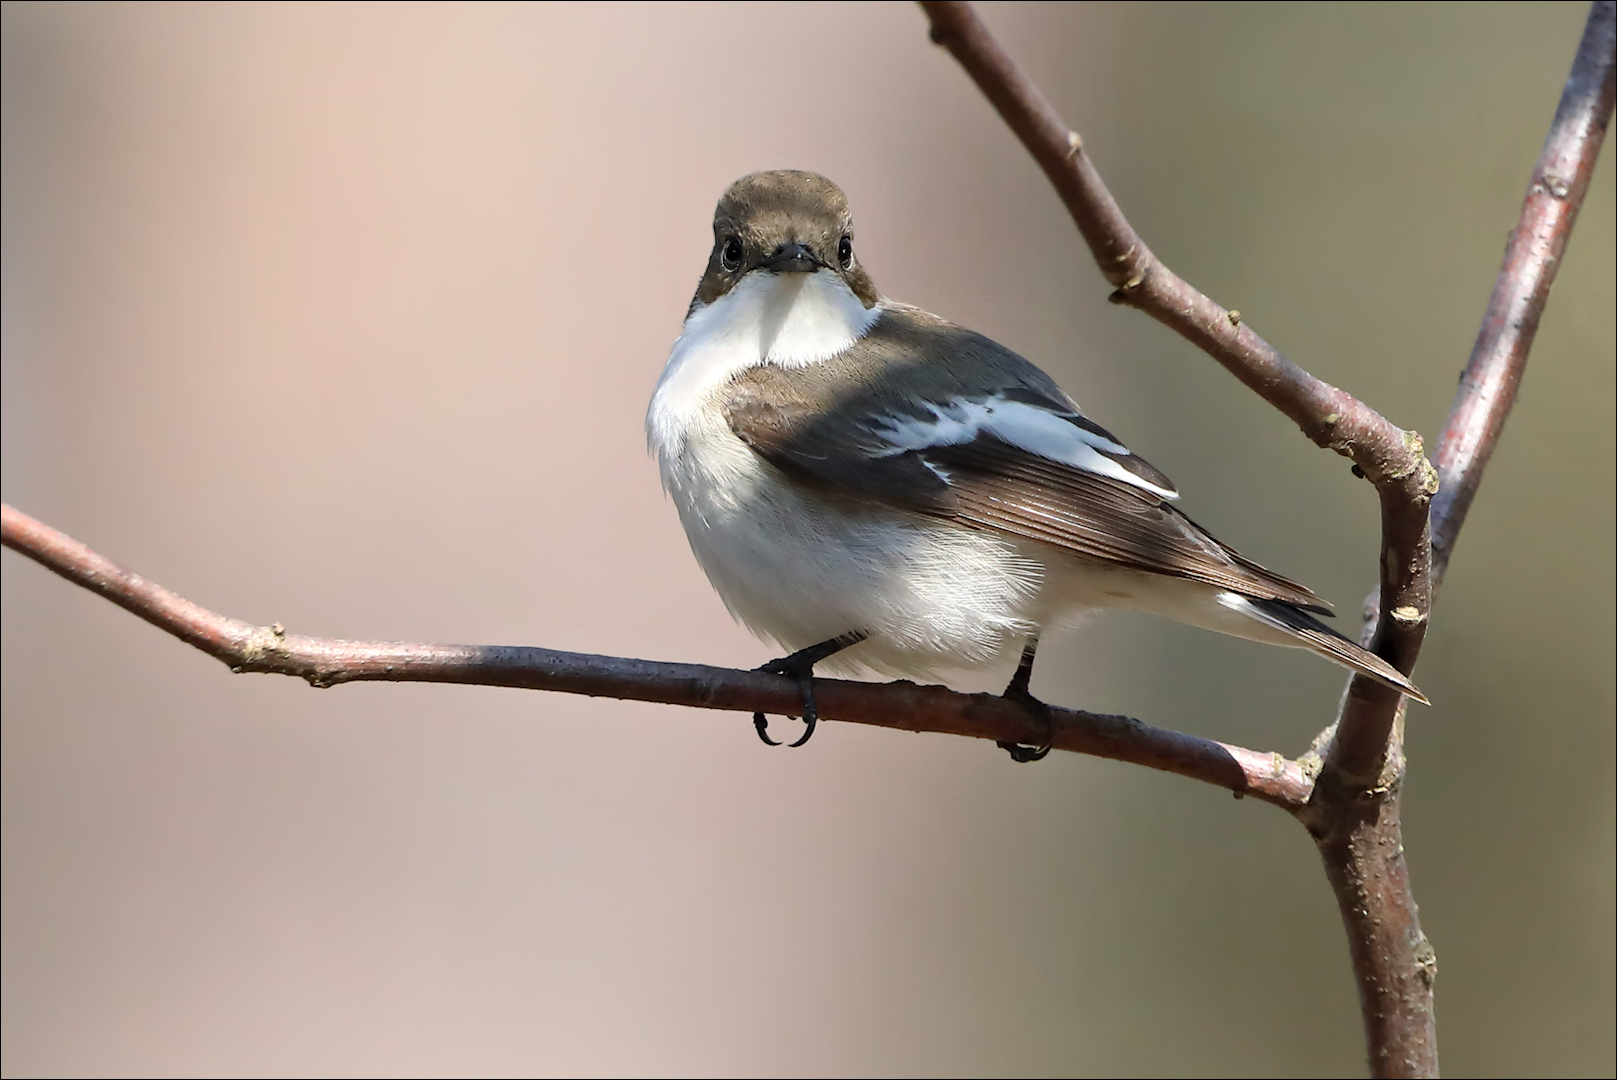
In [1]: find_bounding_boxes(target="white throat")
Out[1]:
[647,270,879,456]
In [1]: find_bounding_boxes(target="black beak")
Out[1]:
[762,241,820,274]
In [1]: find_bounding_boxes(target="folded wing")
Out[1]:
[722,304,1332,615]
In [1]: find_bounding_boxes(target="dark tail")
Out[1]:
[1243,597,1429,705]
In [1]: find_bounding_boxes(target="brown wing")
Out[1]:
[722,305,1333,615]
[928,436,1331,613]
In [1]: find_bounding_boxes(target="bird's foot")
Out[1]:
[996,640,1052,763]
[752,632,866,749]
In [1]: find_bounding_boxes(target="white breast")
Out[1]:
[646,269,879,461]
[645,271,1046,677]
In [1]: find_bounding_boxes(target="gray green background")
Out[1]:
[3,3,1612,1075]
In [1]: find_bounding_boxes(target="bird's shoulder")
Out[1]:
[732,302,1076,413]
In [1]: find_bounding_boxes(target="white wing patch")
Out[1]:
[871,395,1179,500]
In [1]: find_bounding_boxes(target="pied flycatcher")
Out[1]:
[647,170,1424,754]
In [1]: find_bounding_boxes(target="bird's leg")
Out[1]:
[753,631,867,749]
[996,638,1052,763]
[1004,638,1039,700]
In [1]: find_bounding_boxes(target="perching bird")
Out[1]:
[646,170,1424,755]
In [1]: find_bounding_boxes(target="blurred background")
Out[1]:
[2,2,1611,1076]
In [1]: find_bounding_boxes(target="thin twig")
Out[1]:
[1431,0,1617,584]
[0,502,1314,808]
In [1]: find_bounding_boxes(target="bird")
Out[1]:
[646,170,1425,756]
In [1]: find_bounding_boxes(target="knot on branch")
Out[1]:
[1106,269,1149,304]
[1295,751,1403,838]
[1389,430,1439,490]
[1536,171,1573,199]
[1389,605,1426,627]
[236,622,289,668]
[1341,427,1439,507]
[1412,931,1439,989]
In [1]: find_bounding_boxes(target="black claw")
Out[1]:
[751,632,865,750]
[996,738,1052,763]
[753,712,783,746]
[787,702,817,748]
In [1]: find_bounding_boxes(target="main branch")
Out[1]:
[0,502,1313,808]
[1304,7,1612,1077]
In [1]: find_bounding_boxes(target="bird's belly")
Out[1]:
[663,424,1045,677]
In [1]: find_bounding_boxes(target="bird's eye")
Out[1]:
[837,235,853,270]
[720,237,743,272]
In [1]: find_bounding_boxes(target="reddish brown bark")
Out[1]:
[1431,0,1617,585]
[0,502,1313,808]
